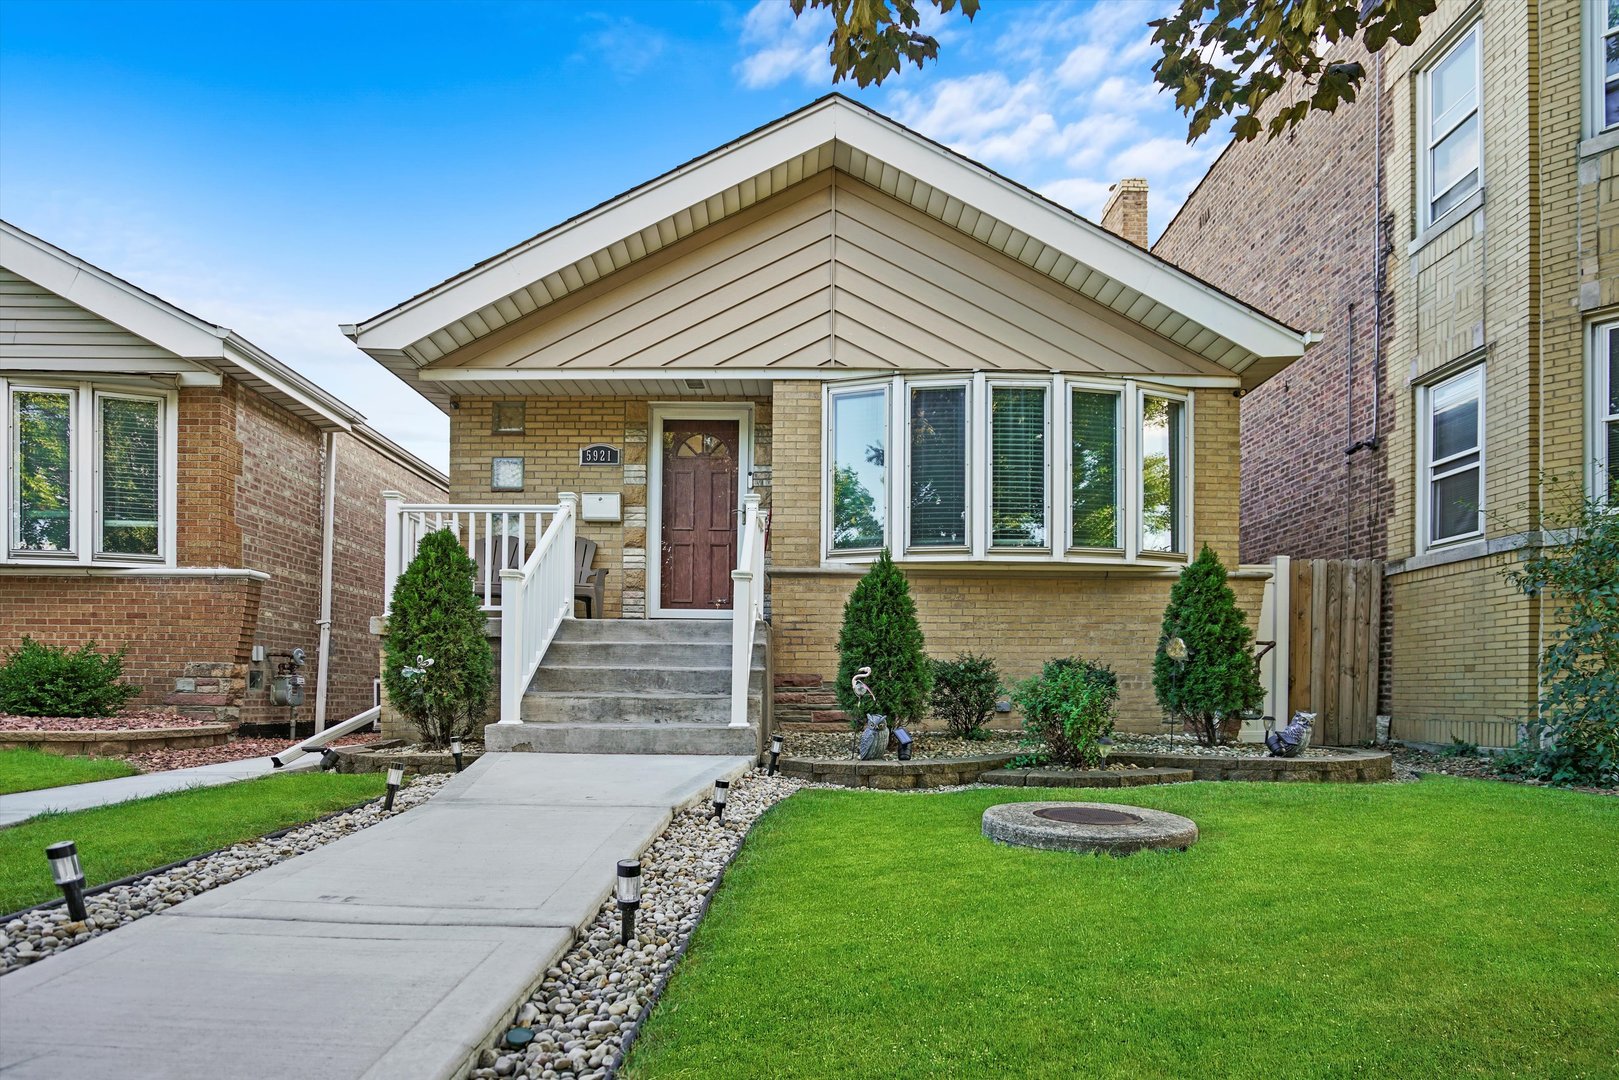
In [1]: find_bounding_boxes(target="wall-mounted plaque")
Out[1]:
[579,443,621,466]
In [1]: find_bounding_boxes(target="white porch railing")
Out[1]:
[498,492,578,725]
[383,494,563,613]
[729,494,768,729]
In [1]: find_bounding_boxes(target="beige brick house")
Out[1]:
[349,96,1312,753]
[1156,0,1615,746]
[0,222,447,733]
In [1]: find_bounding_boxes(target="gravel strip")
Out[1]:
[473,772,802,1080]
[786,730,1024,759]
[0,772,453,976]
[0,711,209,732]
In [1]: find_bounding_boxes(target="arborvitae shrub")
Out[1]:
[1152,544,1264,746]
[382,529,493,747]
[0,638,139,718]
[834,549,931,729]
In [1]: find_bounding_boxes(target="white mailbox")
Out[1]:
[581,493,622,522]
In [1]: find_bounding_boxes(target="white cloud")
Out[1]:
[1038,177,1114,218]
[735,1,832,90]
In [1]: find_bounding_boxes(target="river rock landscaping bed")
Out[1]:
[0,772,451,976]
[784,730,1023,759]
[0,712,212,732]
[473,772,802,1080]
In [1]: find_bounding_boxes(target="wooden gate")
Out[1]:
[1287,558,1383,746]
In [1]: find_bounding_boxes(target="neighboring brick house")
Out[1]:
[0,222,447,732]
[346,95,1313,749]
[1156,0,1617,746]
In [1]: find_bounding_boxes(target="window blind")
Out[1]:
[12,389,74,553]
[99,397,161,556]
[1071,390,1119,548]
[830,389,886,551]
[910,385,967,547]
[991,386,1046,548]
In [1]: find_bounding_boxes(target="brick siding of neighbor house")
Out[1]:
[765,380,1262,735]
[1157,0,1617,747]
[0,373,447,733]
[1153,34,1396,714]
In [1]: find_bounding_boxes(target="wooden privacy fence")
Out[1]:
[1282,557,1383,746]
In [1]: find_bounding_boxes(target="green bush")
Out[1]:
[1012,657,1119,767]
[0,638,139,718]
[382,529,493,747]
[1152,544,1264,746]
[930,653,1003,738]
[834,549,931,729]
[1498,489,1619,787]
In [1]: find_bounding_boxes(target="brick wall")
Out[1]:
[766,380,1262,732]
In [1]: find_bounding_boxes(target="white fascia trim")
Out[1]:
[353,99,1308,363]
[0,356,225,387]
[418,367,1245,389]
[0,565,271,580]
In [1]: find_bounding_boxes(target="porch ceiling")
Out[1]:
[347,96,1313,414]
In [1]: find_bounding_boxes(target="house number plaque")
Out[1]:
[579,444,621,466]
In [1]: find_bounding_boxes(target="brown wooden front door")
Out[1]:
[660,418,739,611]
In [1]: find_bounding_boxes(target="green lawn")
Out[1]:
[625,779,1619,1080]
[0,771,384,913]
[0,747,141,795]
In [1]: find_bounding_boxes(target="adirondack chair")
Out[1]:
[471,535,525,605]
[575,537,609,618]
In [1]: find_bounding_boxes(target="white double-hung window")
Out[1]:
[2,378,174,565]
[1419,365,1485,548]
[1586,2,1619,137]
[1419,23,1483,228]
[824,375,1187,564]
[1593,322,1619,503]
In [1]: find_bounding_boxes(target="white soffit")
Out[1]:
[348,95,1311,406]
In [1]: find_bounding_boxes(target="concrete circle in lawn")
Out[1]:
[982,801,1198,856]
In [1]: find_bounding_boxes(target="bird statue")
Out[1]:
[1265,711,1316,758]
[852,666,887,761]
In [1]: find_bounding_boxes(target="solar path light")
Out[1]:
[450,738,465,772]
[767,732,784,776]
[45,841,88,922]
[384,761,405,811]
[712,779,729,824]
[616,859,642,946]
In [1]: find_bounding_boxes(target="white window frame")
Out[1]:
[820,374,1192,567]
[1416,22,1484,232]
[822,382,891,556]
[1585,2,1619,140]
[986,377,1053,554]
[1416,364,1487,551]
[1591,321,1619,503]
[1137,385,1192,559]
[0,376,178,567]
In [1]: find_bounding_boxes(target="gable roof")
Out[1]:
[346,95,1315,410]
[1,219,448,487]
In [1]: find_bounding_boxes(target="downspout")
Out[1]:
[313,431,339,732]
[1348,48,1387,456]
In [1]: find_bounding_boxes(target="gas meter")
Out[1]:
[270,648,307,707]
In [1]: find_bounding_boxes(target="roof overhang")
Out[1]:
[347,95,1315,411]
[1,220,362,431]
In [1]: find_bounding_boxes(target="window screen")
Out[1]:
[12,389,74,553]
[1071,390,1119,548]
[1141,396,1184,553]
[830,389,887,551]
[990,385,1047,548]
[99,396,161,556]
[909,385,967,548]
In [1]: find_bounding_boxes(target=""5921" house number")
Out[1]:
[579,444,621,466]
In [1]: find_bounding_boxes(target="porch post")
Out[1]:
[382,491,403,616]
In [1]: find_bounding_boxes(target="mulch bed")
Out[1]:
[122,734,380,773]
[0,712,212,732]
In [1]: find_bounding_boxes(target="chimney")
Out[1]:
[1100,178,1149,248]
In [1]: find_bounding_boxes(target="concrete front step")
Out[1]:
[555,618,733,642]
[521,691,734,725]
[541,640,734,668]
[485,722,760,755]
[529,664,762,695]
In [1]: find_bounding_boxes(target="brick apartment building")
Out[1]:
[0,221,446,732]
[1155,0,1617,745]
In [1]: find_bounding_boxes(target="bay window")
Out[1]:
[1419,24,1483,229]
[823,375,1189,564]
[1420,365,1485,547]
[3,379,173,565]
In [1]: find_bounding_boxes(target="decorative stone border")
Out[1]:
[335,745,484,775]
[0,724,233,758]
[1108,748,1393,783]
[983,801,1198,856]
[776,753,1016,789]
[981,766,1193,788]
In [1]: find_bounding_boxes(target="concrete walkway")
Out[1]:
[0,753,750,1080]
[0,753,318,828]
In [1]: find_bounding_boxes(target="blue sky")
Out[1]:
[0,0,1221,468]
